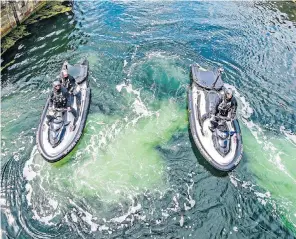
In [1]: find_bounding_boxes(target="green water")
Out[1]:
[1,1,296,238]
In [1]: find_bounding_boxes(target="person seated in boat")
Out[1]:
[46,81,77,129]
[202,88,237,131]
[61,69,76,94]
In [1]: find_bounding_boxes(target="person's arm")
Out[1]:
[63,90,71,108]
[69,75,76,93]
[212,97,222,115]
[222,98,237,121]
[201,97,222,122]
[49,92,54,107]
[230,98,238,119]
[70,75,75,83]
[67,99,71,108]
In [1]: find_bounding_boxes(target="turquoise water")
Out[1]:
[1,1,296,238]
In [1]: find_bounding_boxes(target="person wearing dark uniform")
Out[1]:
[47,81,77,130]
[202,88,237,131]
[61,69,82,111]
[61,70,76,94]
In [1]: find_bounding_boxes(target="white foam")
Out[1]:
[161,211,169,218]
[116,82,140,97]
[31,210,55,226]
[229,175,238,187]
[110,203,142,224]
[83,213,98,232]
[49,199,58,210]
[227,85,296,184]
[23,146,38,181]
[13,153,19,161]
[168,194,180,213]
[179,214,184,227]
[111,214,128,224]
[280,126,296,146]
[69,199,98,231]
[116,82,156,127]
[145,51,179,61]
[156,219,162,225]
[229,173,276,209]
[5,208,15,226]
[116,82,127,93]
[184,182,195,211]
[254,191,271,198]
[132,98,150,116]
[25,184,33,206]
[21,146,61,226]
[123,59,128,67]
[71,213,78,222]
[99,224,109,232]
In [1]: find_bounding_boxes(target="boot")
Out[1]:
[208,125,215,132]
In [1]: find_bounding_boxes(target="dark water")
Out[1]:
[1,1,296,238]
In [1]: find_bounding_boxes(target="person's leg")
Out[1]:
[70,107,78,126]
[68,93,74,106]
[46,109,56,125]
[68,107,78,131]
[209,116,219,131]
[75,90,81,107]
[74,91,81,116]
[46,115,53,125]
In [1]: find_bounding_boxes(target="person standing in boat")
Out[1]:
[46,81,77,130]
[61,68,82,109]
[61,69,76,94]
[202,88,238,131]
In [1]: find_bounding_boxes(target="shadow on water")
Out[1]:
[187,126,228,178]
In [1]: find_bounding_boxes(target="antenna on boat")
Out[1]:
[212,67,224,88]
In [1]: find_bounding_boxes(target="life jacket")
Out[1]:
[53,89,67,108]
[218,97,233,116]
[62,77,71,90]
[62,75,75,91]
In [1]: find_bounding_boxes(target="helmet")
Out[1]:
[225,88,233,99]
[53,81,61,88]
[62,70,68,78]
[225,88,233,96]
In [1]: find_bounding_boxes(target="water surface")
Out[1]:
[1,1,296,238]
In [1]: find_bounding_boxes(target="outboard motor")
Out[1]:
[48,110,67,148]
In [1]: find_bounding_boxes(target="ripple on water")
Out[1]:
[1,1,296,238]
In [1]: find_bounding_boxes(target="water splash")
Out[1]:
[228,84,296,232]
[23,95,186,227]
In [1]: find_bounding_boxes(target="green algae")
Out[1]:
[1,1,72,56]
[241,124,296,232]
[1,25,30,55]
[0,59,15,71]
[25,1,72,25]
